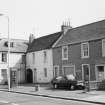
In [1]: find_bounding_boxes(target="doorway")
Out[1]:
[26,69,33,83]
[96,66,105,82]
[82,64,90,81]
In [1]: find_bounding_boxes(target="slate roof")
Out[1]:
[55,19,105,47]
[0,38,28,53]
[27,32,62,52]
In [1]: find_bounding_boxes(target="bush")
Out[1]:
[97,80,105,90]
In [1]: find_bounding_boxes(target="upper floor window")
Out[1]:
[62,46,68,60]
[102,39,105,57]
[32,52,35,64]
[2,53,7,62]
[44,68,47,77]
[81,42,89,58]
[4,41,14,47]
[43,51,47,63]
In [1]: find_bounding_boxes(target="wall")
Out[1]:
[26,49,53,83]
[53,38,105,81]
[0,52,25,84]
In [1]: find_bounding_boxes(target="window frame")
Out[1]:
[2,52,7,63]
[62,45,68,60]
[102,39,105,57]
[44,68,47,77]
[81,42,89,58]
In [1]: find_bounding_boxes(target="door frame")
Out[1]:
[82,64,90,81]
[53,65,59,77]
[95,64,105,81]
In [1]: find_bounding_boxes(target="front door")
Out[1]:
[96,66,104,82]
[82,64,90,81]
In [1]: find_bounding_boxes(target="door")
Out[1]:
[96,66,104,82]
[53,66,59,77]
[82,64,90,81]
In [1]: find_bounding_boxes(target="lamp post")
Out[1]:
[0,14,10,91]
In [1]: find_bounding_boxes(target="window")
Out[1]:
[2,53,7,62]
[102,39,105,56]
[4,41,14,47]
[81,42,89,58]
[10,42,14,47]
[1,69,7,79]
[44,68,47,77]
[32,52,35,64]
[44,51,47,63]
[62,46,68,60]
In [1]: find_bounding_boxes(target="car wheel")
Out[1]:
[70,85,75,90]
[54,84,58,89]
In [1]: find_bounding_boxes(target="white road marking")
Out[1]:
[0,100,19,105]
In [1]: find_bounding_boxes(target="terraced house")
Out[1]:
[26,32,62,83]
[0,38,28,84]
[53,20,105,89]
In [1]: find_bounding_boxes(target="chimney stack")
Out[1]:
[29,33,35,43]
[61,19,72,34]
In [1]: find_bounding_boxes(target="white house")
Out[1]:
[26,32,62,83]
[0,38,28,84]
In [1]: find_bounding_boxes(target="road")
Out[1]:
[0,91,101,105]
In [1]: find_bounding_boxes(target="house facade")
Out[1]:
[0,38,28,84]
[26,32,62,83]
[53,20,105,89]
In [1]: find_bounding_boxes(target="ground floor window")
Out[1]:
[63,66,75,76]
[1,69,7,79]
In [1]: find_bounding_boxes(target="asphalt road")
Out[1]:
[0,91,101,105]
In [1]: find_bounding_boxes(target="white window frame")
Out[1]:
[102,39,105,57]
[81,42,89,58]
[95,64,105,81]
[53,65,59,77]
[82,64,90,81]
[2,52,7,63]
[62,45,68,60]
[32,52,35,64]
[44,68,47,77]
[62,65,76,76]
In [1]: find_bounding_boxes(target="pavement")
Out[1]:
[0,84,105,104]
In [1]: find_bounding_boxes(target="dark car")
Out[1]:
[51,75,85,90]
[51,75,77,90]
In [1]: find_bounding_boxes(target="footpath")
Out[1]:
[0,84,105,104]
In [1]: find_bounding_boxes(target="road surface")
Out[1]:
[0,91,101,105]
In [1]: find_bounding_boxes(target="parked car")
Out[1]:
[51,75,85,90]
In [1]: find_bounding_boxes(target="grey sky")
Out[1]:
[0,0,105,40]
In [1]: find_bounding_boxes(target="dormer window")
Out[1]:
[4,41,14,47]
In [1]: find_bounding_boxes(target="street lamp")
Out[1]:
[0,14,10,91]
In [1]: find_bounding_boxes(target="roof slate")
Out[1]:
[27,32,62,52]
[55,19,105,47]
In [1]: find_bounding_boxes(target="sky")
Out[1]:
[0,0,105,40]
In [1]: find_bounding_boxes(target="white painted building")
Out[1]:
[26,33,62,83]
[0,38,28,84]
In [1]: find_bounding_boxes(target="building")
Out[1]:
[26,32,62,83]
[0,38,28,84]
[53,20,105,89]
